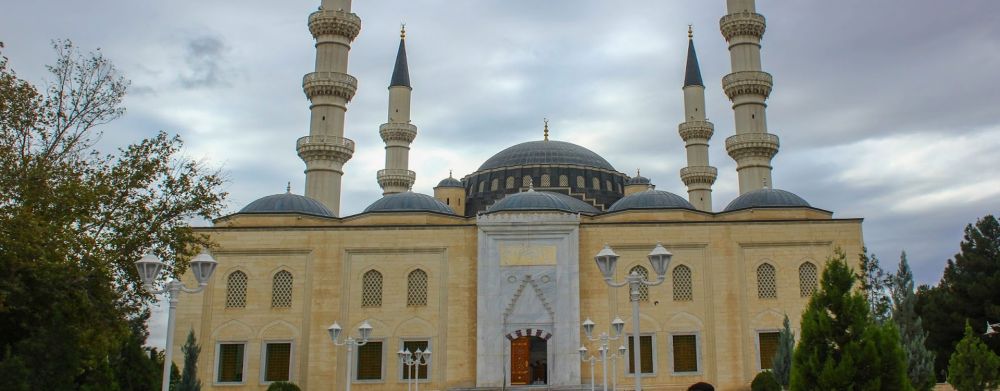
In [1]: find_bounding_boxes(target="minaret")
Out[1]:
[720,0,779,194]
[678,26,718,212]
[296,0,361,215]
[377,25,417,195]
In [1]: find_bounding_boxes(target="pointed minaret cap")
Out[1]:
[390,24,411,88]
[684,25,704,87]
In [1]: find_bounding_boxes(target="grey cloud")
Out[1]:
[178,35,231,89]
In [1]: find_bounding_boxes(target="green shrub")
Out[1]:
[751,371,781,391]
[266,381,302,391]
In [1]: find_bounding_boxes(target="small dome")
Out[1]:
[363,191,456,215]
[239,192,335,217]
[486,190,601,215]
[436,176,463,188]
[627,175,651,185]
[608,189,695,212]
[477,140,616,172]
[723,188,811,212]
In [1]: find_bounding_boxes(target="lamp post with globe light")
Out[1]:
[328,321,372,391]
[581,316,627,391]
[593,243,672,391]
[397,347,431,391]
[134,251,218,391]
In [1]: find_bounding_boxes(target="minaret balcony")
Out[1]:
[720,11,766,42]
[722,71,772,101]
[296,135,355,164]
[377,169,416,189]
[725,133,779,160]
[303,72,358,102]
[379,123,418,144]
[678,121,715,141]
[308,9,362,41]
[680,166,718,187]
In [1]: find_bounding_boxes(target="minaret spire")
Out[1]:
[678,26,717,212]
[297,0,361,215]
[720,0,779,194]
[378,25,418,195]
[543,118,549,141]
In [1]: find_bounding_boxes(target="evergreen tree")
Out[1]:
[771,315,794,389]
[947,322,1000,391]
[176,330,201,391]
[858,249,892,324]
[790,249,912,390]
[751,371,781,391]
[891,252,936,391]
[266,382,302,391]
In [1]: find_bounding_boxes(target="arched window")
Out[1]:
[592,177,601,190]
[540,174,551,187]
[407,269,428,307]
[271,270,293,308]
[478,181,485,193]
[491,178,499,191]
[606,180,613,191]
[559,175,568,187]
[799,262,818,297]
[225,271,248,308]
[757,263,777,299]
[506,177,515,189]
[629,266,649,301]
[576,176,585,188]
[522,175,532,187]
[361,270,383,307]
[673,265,693,301]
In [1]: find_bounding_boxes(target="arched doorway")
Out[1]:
[510,336,547,385]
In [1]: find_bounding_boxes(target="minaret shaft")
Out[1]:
[721,0,779,194]
[378,36,417,195]
[678,31,717,212]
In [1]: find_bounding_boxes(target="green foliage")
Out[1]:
[891,252,936,391]
[858,248,893,324]
[751,371,781,391]
[772,315,794,388]
[947,322,1000,391]
[790,249,912,391]
[176,330,201,391]
[0,41,226,389]
[266,381,302,391]
[917,215,1000,380]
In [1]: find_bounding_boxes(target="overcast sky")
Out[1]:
[2,1,998,348]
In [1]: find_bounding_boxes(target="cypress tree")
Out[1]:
[772,314,794,389]
[947,322,1000,391]
[176,330,201,391]
[891,252,936,391]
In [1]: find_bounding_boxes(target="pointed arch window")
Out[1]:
[799,262,818,297]
[540,174,551,187]
[629,265,650,301]
[271,270,293,308]
[672,265,693,301]
[522,175,532,187]
[559,175,569,187]
[225,271,248,308]
[491,178,499,191]
[757,263,777,299]
[506,177,515,189]
[407,269,428,307]
[361,270,383,307]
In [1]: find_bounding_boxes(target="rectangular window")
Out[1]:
[626,335,654,374]
[264,342,292,382]
[758,332,781,370]
[356,341,383,381]
[217,343,245,383]
[672,334,698,373]
[400,340,429,380]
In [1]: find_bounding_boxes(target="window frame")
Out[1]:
[214,341,248,386]
[406,269,429,307]
[353,338,386,383]
[668,332,702,376]
[270,270,293,309]
[755,329,782,372]
[625,333,658,377]
[260,340,295,384]
[756,262,778,299]
[225,270,248,309]
[397,338,432,383]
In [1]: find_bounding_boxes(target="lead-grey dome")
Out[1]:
[477,140,616,171]
[723,188,811,212]
[486,190,601,215]
[363,191,456,215]
[627,175,651,185]
[239,192,335,217]
[436,176,463,188]
[608,189,695,212]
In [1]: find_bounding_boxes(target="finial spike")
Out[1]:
[543,118,549,141]
[688,25,693,39]
[637,168,641,177]
[528,177,535,191]
[449,169,453,178]
[286,182,291,193]
[400,23,406,39]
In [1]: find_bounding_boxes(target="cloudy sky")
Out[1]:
[2,0,998,347]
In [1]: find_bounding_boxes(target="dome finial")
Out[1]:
[286,182,291,193]
[688,24,693,39]
[528,177,535,192]
[449,169,453,179]
[543,118,549,141]
[400,23,406,40]
[637,168,641,177]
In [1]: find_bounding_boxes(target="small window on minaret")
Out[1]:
[446,198,450,205]
[322,116,326,120]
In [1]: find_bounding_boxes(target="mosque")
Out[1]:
[172,0,865,389]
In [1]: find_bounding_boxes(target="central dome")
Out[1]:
[477,140,616,171]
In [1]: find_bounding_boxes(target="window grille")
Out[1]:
[673,265,693,301]
[758,332,780,370]
[577,176,585,188]
[606,179,612,191]
[361,270,383,307]
[799,262,818,297]
[672,334,698,373]
[401,340,429,380]
[225,271,248,308]
[629,266,649,301]
[757,263,777,299]
[522,176,532,187]
[592,177,600,190]
[264,342,291,382]
[627,335,654,374]
[559,175,568,187]
[491,178,499,191]
[407,269,428,307]
[217,343,245,382]
[271,270,293,308]
[540,174,551,187]
[356,341,383,380]
[478,181,485,193]
[506,177,515,189]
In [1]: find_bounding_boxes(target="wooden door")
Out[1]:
[510,337,531,385]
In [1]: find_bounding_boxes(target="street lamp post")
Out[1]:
[593,243,672,391]
[581,316,625,391]
[579,346,598,391]
[134,251,219,391]
[328,321,373,391]
[397,347,431,391]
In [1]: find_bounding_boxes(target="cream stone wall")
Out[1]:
[173,209,862,390]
